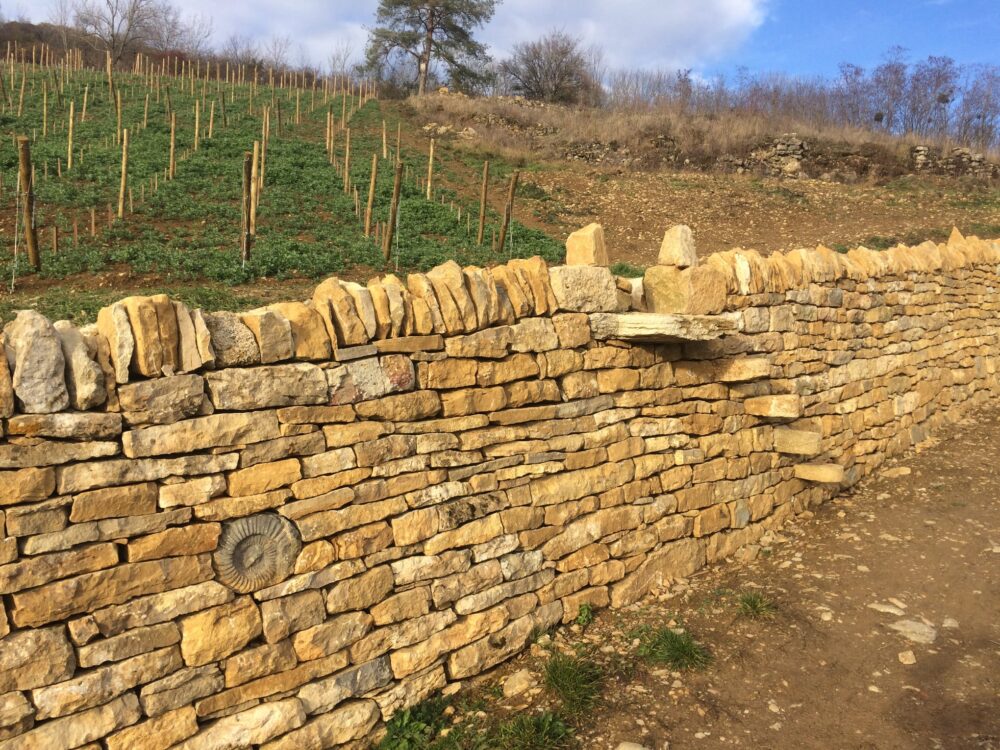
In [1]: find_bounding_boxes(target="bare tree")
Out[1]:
[222,33,260,67]
[146,3,213,56]
[263,34,293,70]
[501,30,603,105]
[73,0,160,63]
[48,0,73,52]
[328,39,356,78]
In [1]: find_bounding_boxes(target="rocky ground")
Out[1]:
[461,406,1000,749]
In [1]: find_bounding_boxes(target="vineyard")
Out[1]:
[0,49,562,323]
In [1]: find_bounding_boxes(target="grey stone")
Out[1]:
[3,311,69,413]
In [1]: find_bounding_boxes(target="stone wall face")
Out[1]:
[1,233,999,749]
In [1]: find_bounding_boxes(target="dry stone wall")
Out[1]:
[1,228,1000,749]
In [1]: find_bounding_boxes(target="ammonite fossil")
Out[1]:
[213,513,302,593]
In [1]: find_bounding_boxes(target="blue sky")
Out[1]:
[16,0,1000,78]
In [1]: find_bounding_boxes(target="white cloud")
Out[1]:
[19,0,767,72]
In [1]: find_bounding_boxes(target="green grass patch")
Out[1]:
[610,261,645,277]
[632,625,712,670]
[574,604,595,628]
[543,652,603,714]
[492,713,573,750]
[737,590,778,620]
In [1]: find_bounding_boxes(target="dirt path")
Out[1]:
[482,406,1000,750]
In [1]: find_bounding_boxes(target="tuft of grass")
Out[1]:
[543,652,603,714]
[737,590,778,620]
[610,261,645,278]
[574,604,594,628]
[633,625,712,670]
[492,712,574,750]
[378,697,450,750]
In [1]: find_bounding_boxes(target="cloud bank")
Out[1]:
[21,0,767,72]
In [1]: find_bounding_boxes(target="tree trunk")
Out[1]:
[417,13,435,96]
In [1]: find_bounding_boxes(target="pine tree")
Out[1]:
[366,0,499,95]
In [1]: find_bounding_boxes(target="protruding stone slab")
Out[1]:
[0,340,13,418]
[775,428,822,456]
[3,310,69,414]
[7,412,122,440]
[240,310,294,364]
[794,463,845,484]
[97,302,136,384]
[54,321,106,410]
[549,266,621,313]
[659,224,698,267]
[745,395,802,419]
[588,312,738,342]
[566,223,609,266]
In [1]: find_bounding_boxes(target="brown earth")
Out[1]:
[465,405,1000,750]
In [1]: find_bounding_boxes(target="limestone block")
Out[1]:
[340,282,379,340]
[260,590,326,643]
[658,224,698,267]
[292,612,373,661]
[31,645,181,720]
[122,411,281,458]
[588,312,737,342]
[205,364,327,410]
[190,308,217,369]
[313,278,370,347]
[609,538,706,607]
[118,374,205,426]
[3,694,140,750]
[774,428,822,456]
[549,266,620,313]
[70,482,158,521]
[3,310,69,413]
[566,223,609,266]
[54,320,106,410]
[427,260,478,332]
[97,301,135,384]
[643,265,726,315]
[260,700,380,750]
[380,274,413,336]
[10,555,213,628]
[0,467,55,505]
[139,664,223,717]
[490,265,533,318]
[127,524,221,562]
[170,699,306,749]
[179,596,262,666]
[105,706,198,750]
[0,341,12,418]
[297,657,392,715]
[463,266,500,329]
[509,257,558,316]
[0,439,120,469]
[6,412,121,440]
[148,294,180,375]
[744,395,802,419]
[202,312,260,368]
[120,296,164,377]
[240,310,294,364]
[0,626,76,692]
[172,301,204,374]
[794,464,845,484]
[265,302,332,361]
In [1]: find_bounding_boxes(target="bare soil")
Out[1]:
[477,406,1000,750]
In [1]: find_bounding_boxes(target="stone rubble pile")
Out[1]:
[1,227,999,748]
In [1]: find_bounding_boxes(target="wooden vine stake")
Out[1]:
[497,170,519,253]
[426,138,435,200]
[382,120,388,159]
[117,128,129,220]
[343,127,351,194]
[383,161,403,261]
[364,153,378,237]
[477,161,489,245]
[250,140,260,236]
[17,137,40,270]
[169,111,176,179]
[193,100,200,150]
[240,151,253,262]
[67,100,74,170]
